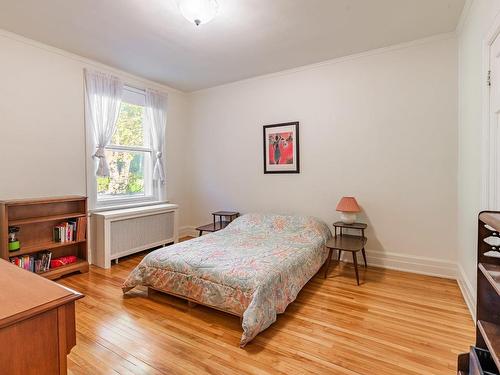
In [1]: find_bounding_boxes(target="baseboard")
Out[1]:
[339,249,457,278]
[179,226,198,238]
[457,263,476,321]
[341,250,475,320]
[358,250,457,279]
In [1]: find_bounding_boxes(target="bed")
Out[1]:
[122,213,331,347]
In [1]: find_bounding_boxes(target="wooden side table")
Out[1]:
[324,222,368,285]
[196,211,240,236]
[212,211,239,228]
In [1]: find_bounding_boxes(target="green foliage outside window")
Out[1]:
[97,102,147,198]
[112,103,144,146]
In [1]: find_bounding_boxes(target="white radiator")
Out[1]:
[92,204,178,269]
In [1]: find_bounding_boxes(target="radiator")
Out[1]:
[91,203,179,269]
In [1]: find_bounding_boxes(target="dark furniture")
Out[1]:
[196,211,239,236]
[324,221,367,285]
[457,211,500,374]
[0,259,83,375]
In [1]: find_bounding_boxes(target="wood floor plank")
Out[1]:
[58,244,475,374]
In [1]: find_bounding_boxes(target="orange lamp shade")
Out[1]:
[336,197,361,213]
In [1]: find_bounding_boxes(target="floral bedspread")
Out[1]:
[122,213,331,346]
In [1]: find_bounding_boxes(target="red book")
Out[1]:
[50,255,77,269]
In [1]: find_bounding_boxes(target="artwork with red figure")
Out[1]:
[263,121,299,173]
[268,132,294,165]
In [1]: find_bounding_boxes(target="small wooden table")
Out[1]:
[324,222,367,285]
[196,211,240,236]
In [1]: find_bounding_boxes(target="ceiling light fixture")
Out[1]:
[179,0,219,26]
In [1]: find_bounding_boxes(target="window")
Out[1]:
[94,86,157,207]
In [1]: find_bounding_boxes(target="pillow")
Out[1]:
[226,213,331,242]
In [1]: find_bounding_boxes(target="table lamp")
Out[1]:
[336,197,360,224]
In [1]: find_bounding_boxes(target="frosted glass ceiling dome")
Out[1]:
[179,0,219,26]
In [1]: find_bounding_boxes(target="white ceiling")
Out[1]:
[0,0,465,92]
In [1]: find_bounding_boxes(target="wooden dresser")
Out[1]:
[0,259,83,375]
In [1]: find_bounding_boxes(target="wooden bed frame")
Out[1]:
[147,286,243,321]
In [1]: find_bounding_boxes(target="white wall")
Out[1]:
[457,0,500,316]
[187,35,459,277]
[0,30,191,227]
[0,28,464,281]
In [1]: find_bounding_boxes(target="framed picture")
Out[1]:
[263,121,300,174]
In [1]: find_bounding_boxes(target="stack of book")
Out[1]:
[9,251,52,273]
[53,217,86,243]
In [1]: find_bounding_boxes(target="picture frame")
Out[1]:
[263,121,300,174]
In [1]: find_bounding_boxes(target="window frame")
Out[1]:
[86,84,163,210]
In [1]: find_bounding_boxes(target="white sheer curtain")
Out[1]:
[84,69,123,177]
[145,89,167,184]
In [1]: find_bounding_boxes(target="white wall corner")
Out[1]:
[457,263,477,321]
[0,28,186,95]
[456,0,475,35]
[179,226,198,238]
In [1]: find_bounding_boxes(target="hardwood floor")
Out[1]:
[59,244,475,375]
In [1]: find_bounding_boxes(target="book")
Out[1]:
[76,217,87,241]
[53,219,79,243]
[9,251,52,273]
[50,255,77,269]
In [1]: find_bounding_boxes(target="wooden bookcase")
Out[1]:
[0,196,89,280]
[457,211,500,374]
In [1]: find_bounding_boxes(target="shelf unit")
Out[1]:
[479,263,500,295]
[478,320,500,369]
[0,196,89,279]
[10,212,86,226]
[39,258,88,280]
[8,239,87,257]
[457,211,500,374]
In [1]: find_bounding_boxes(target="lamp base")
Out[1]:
[340,212,356,224]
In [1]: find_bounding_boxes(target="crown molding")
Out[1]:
[0,27,458,96]
[0,28,186,95]
[191,32,457,95]
[456,0,475,35]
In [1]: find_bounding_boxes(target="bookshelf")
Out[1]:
[0,196,89,279]
[457,211,500,374]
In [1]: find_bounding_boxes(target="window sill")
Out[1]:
[90,200,169,214]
